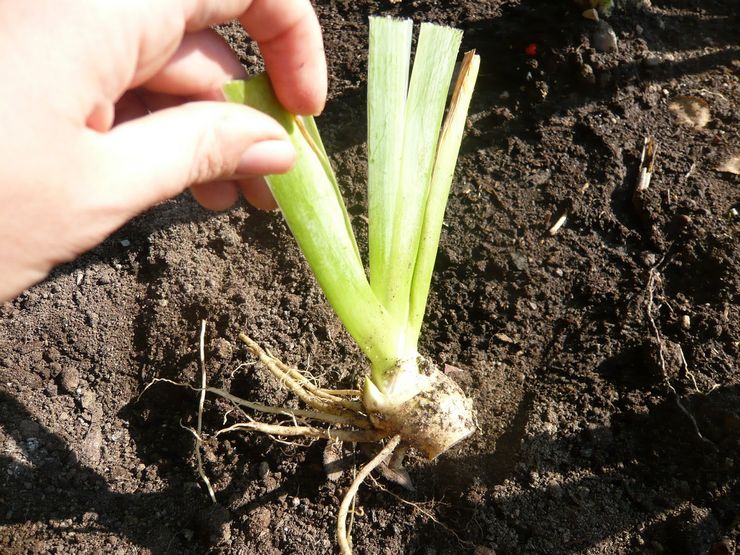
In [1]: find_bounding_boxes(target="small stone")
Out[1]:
[554,268,564,277]
[120,239,131,248]
[593,21,618,53]
[80,389,97,411]
[85,311,99,329]
[640,251,658,268]
[82,424,103,464]
[323,441,346,482]
[674,214,693,228]
[635,24,644,35]
[499,90,510,100]
[258,461,270,480]
[247,506,272,531]
[291,497,300,508]
[213,338,233,361]
[510,251,529,271]
[680,314,691,330]
[49,362,63,378]
[644,55,661,68]
[59,367,80,393]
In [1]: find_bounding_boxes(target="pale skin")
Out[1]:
[0,0,327,302]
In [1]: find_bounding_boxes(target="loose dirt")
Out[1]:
[1,1,737,553]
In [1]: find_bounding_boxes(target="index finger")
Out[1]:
[239,0,326,116]
[134,0,326,115]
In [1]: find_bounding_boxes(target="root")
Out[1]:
[644,262,716,448]
[239,333,363,414]
[216,421,388,443]
[196,320,217,503]
[368,475,474,549]
[141,379,371,429]
[337,435,401,555]
[144,331,433,554]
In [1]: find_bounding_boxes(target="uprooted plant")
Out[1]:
[154,17,479,554]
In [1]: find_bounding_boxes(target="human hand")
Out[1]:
[0,0,326,302]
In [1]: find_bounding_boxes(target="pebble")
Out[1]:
[59,367,80,393]
[82,424,103,464]
[644,55,661,68]
[120,239,131,248]
[258,461,270,480]
[80,389,97,411]
[213,338,233,361]
[510,251,529,272]
[593,21,618,53]
[680,314,691,330]
[640,251,658,268]
[85,310,99,329]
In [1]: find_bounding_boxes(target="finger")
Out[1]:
[125,0,325,114]
[113,89,189,129]
[191,180,241,211]
[239,177,278,211]
[240,0,326,115]
[91,101,295,216]
[113,91,149,127]
[144,29,247,97]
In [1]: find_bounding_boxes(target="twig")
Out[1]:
[338,435,401,555]
[548,211,568,236]
[635,136,657,195]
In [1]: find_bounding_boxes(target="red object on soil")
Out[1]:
[525,42,537,56]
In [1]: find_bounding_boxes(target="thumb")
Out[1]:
[92,101,295,215]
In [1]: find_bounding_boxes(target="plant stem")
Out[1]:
[224,78,400,372]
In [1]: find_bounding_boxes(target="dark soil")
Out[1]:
[1,1,738,553]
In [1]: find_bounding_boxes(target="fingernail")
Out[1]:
[236,140,296,176]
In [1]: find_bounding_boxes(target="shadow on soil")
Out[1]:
[1,381,736,553]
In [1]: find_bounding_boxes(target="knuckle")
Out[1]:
[189,122,230,184]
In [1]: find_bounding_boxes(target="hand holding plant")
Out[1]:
[0,0,325,302]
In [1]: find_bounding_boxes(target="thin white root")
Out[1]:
[140,378,372,429]
[216,421,389,443]
[206,386,372,429]
[645,265,715,448]
[239,333,361,414]
[271,356,364,412]
[196,320,217,504]
[319,388,362,397]
[337,435,402,555]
